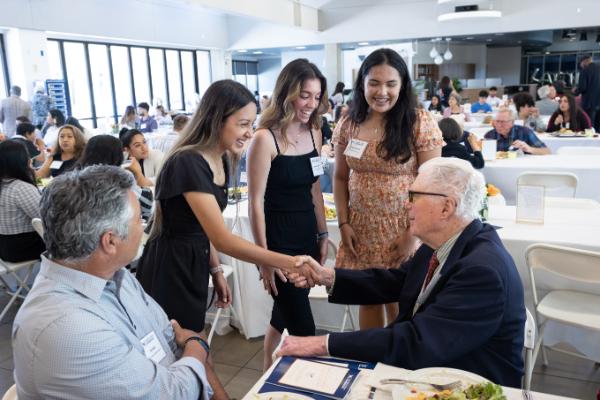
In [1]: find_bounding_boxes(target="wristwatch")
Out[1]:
[184,336,210,354]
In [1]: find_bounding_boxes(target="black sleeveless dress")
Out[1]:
[265,129,320,336]
[136,150,228,332]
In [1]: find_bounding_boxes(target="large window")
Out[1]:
[232,60,259,94]
[47,39,211,128]
[0,34,8,98]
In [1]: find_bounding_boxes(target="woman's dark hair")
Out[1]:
[559,95,582,131]
[349,48,416,163]
[332,82,345,96]
[438,118,463,142]
[512,93,535,113]
[77,135,124,168]
[440,76,451,89]
[49,109,65,127]
[17,122,36,137]
[65,116,85,133]
[428,95,443,112]
[0,140,36,197]
[119,128,144,148]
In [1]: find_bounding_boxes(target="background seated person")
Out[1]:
[486,86,502,108]
[439,118,484,169]
[470,90,492,113]
[0,141,46,263]
[546,94,592,133]
[428,95,443,113]
[76,135,154,221]
[484,109,550,154]
[137,102,158,133]
[11,122,46,166]
[120,128,163,186]
[512,93,545,132]
[12,165,227,400]
[442,92,471,122]
[278,157,526,387]
[36,124,86,178]
[535,85,558,116]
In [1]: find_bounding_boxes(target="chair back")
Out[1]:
[31,218,44,238]
[523,308,536,390]
[556,146,600,156]
[517,171,578,198]
[526,243,600,306]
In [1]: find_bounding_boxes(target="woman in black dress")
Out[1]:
[247,59,329,370]
[136,80,311,336]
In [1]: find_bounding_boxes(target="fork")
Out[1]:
[379,378,462,391]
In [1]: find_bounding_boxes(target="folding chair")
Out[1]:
[523,308,536,390]
[517,171,578,198]
[0,257,36,323]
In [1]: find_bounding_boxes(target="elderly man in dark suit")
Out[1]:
[279,157,525,387]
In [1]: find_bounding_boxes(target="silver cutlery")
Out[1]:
[379,378,462,391]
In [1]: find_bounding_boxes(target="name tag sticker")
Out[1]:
[50,161,63,170]
[310,156,324,176]
[343,139,368,159]
[240,171,248,184]
[140,123,147,129]
[141,331,166,364]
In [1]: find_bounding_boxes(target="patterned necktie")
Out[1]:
[423,253,440,288]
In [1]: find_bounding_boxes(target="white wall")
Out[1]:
[257,58,281,94]
[487,47,522,85]
[4,29,49,100]
[0,0,228,49]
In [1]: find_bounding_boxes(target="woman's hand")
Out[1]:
[555,114,563,126]
[259,265,286,296]
[467,133,482,152]
[340,224,358,259]
[212,272,232,308]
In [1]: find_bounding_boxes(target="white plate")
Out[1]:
[253,391,314,400]
[391,368,487,400]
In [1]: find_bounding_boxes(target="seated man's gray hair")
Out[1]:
[418,157,486,220]
[40,165,135,263]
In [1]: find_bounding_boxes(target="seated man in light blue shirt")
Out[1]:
[12,165,227,400]
[470,90,493,113]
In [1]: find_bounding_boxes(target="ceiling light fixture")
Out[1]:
[253,51,263,54]
[438,10,502,22]
[437,0,452,3]
[358,42,369,46]
[429,39,439,58]
[295,46,306,49]
[443,38,453,60]
[237,50,248,53]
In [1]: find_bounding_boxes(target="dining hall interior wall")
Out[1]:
[486,47,522,86]
[411,43,488,80]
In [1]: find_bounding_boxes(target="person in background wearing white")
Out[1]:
[42,109,66,147]
[486,86,502,108]
[12,165,226,399]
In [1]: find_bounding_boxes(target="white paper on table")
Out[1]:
[278,359,349,395]
[516,185,545,224]
[481,140,497,161]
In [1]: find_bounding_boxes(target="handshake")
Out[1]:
[290,256,335,289]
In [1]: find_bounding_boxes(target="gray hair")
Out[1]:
[418,157,486,221]
[40,165,135,263]
[10,85,21,96]
[495,107,515,121]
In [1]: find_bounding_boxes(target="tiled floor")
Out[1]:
[0,294,598,399]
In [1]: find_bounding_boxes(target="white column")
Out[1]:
[210,49,232,81]
[323,43,341,95]
[5,28,50,101]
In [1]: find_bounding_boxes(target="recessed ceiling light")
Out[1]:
[437,0,452,3]
[438,10,502,22]
[253,51,263,54]
[545,51,550,55]
[237,50,247,53]
[466,37,474,40]
[486,39,493,42]
[295,46,306,49]
[358,42,370,46]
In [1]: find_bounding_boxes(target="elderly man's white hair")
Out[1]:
[418,157,486,221]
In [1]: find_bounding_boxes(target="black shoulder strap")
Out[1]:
[308,129,317,150]
[268,129,280,154]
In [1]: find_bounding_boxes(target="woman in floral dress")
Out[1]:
[332,48,443,329]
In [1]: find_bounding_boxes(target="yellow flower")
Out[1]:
[486,183,501,196]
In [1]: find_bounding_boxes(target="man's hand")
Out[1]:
[511,139,532,153]
[276,335,328,358]
[289,256,334,288]
[171,320,209,364]
[212,272,232,308]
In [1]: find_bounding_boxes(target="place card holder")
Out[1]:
[516,184,545,224]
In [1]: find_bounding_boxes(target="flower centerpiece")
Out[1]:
[480,184,501,221]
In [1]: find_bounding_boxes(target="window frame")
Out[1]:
[47,38,211,127]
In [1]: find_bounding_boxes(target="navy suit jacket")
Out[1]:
[328,220,525,388]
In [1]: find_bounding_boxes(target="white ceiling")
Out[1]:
[295,0,432,9]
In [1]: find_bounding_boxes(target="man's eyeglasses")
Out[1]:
[408,190,448,203]
[495,120,513,124]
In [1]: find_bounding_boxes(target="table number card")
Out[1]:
[482,140,497,161]
[516,185,545,224]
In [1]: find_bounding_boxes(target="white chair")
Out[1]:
[1,384,17,400]
[0,257,36,323]
[556,146,600,156]
[517,171,578,198]
[308,240,356,332]
[526,243,600,368]
[206,264,239,345]
[523,308,536,391]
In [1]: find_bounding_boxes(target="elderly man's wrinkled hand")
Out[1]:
[276,335,328,358]
[290,256,333,288]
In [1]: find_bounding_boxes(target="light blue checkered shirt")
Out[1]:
[12,255,212,399]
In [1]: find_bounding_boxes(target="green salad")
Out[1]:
[410,382,506,400]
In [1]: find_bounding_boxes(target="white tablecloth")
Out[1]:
[537,133,600,153]
[481,154,600,205]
